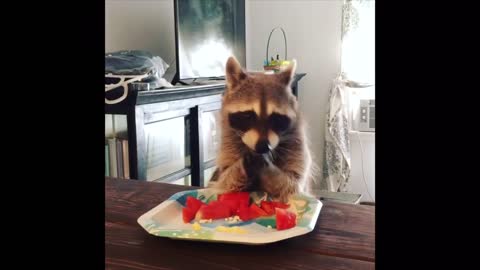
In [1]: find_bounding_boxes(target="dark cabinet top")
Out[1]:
[137,73,306,105]
[106,73,306,113]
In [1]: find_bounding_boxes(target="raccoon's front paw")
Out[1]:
[242,153,268,179]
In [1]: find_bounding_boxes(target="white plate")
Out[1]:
[138,188,322,245]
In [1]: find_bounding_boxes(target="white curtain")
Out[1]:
[322,74,351,192]
[322,0,375,192]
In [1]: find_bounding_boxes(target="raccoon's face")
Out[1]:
[222,56,298,154]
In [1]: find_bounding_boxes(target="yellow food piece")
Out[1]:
[216,226,228,232]
[294,200,307,208]
[192,222,202,231]
[215,226,247,234]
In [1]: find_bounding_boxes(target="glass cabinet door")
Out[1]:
[170,174,192,186]
[144,116,189,181]
[202,110,222,163]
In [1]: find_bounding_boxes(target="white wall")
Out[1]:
[247,0,343,185]
[105,0,344,187]
[349,131,375,202]
[105,0,176,67]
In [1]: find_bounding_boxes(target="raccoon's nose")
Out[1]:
[255,139,271,154]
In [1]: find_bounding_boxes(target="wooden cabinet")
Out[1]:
[106,83,224,187]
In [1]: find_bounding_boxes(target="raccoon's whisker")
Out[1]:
[270,150,278,162]
[274,146,298,157]
[281,134,301,143]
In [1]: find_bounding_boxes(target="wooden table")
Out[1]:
[106,177,375,269]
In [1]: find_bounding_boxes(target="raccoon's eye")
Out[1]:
[269,113,291,133]
[228,110,257,132]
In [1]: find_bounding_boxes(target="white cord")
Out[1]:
[105,73,149,104]
[354,131,375,202]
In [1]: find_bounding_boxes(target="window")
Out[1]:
[341,0,375,131]
[341,0,375,84]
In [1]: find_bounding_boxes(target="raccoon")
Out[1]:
[208,56,313,202]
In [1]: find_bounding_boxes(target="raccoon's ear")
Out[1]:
[225,56,247,89]
[277,59,297,86]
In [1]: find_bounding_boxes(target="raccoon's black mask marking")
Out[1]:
[228,110,257,132]
[228,111,291,134]
[269,113,291,133]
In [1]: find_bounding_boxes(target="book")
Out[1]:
[116,139,124,178]
[122,139,130,179]
[108,138,118,177]
[105,144,110,177]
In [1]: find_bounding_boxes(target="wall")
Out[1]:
[105,0,176,68]
[349,131,375,202]
[105,0,344,188]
